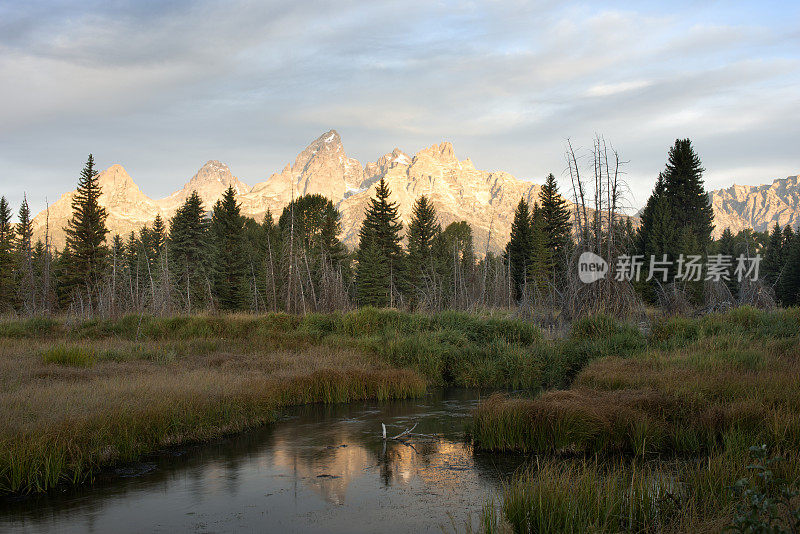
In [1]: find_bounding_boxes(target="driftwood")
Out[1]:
[381,422,440,441]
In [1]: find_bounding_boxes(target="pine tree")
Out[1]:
[527,202,550,294]
[356,178,404,307]
[716,228,737,294]
[169,191,210,311]
[14,195,33,260]
[139,226,155,267]
[109,234,126,309]
[438,221,475,307]
[151,214,166,256]
[636,141,712,301]
[662,139,714,248]
[538,173,571,275]
[406,196,441,304]
[253,210,282,311]
[440,221,474,274]
[210,186,247,310]
[32,239,53,313]
[278,194,346,265]
[0,197,15,310]
[505,197,533,301]
[125,231,139,278]
[355,240,389,307]
[14,195,35,312]
[781,226,795,267]
[63,154,109,296]
[778,231,800,306]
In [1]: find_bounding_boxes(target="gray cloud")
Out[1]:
[0,0,798,217]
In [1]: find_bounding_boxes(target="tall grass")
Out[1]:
[474,307,800,533]
[0,365,425,495]
[0,308,579,496]
[484,448,800,533]
[472,307,800,455]
[2,308,555,389]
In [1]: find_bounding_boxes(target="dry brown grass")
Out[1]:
[0,334,425,495]
[473,327,800,456]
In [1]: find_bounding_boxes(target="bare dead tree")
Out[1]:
[560,136,644,321]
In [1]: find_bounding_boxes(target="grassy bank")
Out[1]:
[472,307,800,532]
[483,447,800,533]
[1,308,563,496]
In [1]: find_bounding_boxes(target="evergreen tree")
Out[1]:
[538,173,571,274]
[278,194,346,265]
[716,228,737,294]
[527,202,550,294]
[54,247,75,308]
[109,234,126,307]
[169,191,210,311]
[355,241,390,307]
[278,194,349,311]
[210,186,247,310]
[251,210,282,311]
[0,197,15,310]
[440,221,475,277]
[406,196,441,304]
[356,178,404,307]
[139,226,155,267]
[32,239,53,313]
[505,197,533,301]
[63,154,109,295]
[14,195,35,311]
[14,195,33,261]
[125,231,139,279]
[110,235,126,265]
[781,226,795,267]
[638,175,677,258]
[662,139,714,248]
[438,221,475,306]
[637,141,712,300]
[151,214,167,256]
[778,231,800,306]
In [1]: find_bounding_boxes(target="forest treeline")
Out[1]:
[1,139,799,319]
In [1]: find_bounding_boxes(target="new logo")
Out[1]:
[578,252,608,283]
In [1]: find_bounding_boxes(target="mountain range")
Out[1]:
[30,130,799,252]
[31,130,545,253]
[709,176,800,237]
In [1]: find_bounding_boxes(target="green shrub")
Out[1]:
[41,345,95,367]
[728,445,800,533]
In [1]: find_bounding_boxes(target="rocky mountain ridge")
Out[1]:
[29,130,798,251]
[31,130,548,252]
[709,175,800,237]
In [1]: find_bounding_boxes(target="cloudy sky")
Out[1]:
[1,0,798,217]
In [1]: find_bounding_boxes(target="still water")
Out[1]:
[2,389,528,533]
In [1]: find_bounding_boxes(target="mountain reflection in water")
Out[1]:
[1,389,527,534]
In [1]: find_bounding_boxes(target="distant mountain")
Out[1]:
[236,131,546,252]
[31,164,161,250]
[238,130,365,223]
[157,160,250,216]
[710,175,800,237]
[31,130,556,253]
[336,141,542,253]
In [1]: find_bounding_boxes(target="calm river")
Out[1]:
[2,389,528,533]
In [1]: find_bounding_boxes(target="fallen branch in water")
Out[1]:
[391,422,418,440]
[381,422,419,440]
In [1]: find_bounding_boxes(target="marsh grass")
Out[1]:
[0,308,562,496]
[484,449,800,533]
[474,307,800,532]
[41,345,96,367]
[472,307,800,456]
